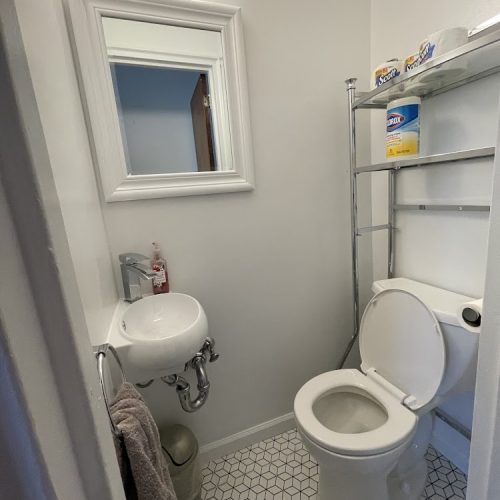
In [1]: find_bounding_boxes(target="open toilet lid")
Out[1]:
[359,289,446,410]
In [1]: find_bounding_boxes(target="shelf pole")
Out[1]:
[388,170,396,278]
[338,78,359,369]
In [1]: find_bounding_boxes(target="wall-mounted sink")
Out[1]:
[107,293,208,382]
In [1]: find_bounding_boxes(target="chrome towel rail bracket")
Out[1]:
[94,343,125,439]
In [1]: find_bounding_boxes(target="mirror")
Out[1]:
[66,0,254,201]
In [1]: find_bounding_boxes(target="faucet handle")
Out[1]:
[119,253,149,265]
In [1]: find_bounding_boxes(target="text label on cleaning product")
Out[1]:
[387,113,405,131]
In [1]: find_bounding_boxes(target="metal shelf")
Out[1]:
[394,204,490,212]
[355,147,495,174]
[353,29,500,109]
[355,205,489,238]
[357,224,390,235]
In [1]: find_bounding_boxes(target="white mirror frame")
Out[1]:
[66,0,255,201]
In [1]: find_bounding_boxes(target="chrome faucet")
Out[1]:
[119,253,157,303]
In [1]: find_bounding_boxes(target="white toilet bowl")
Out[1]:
[294,278,480,500]
[295,369,417,500]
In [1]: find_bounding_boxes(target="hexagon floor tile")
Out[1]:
[201,428,467,499]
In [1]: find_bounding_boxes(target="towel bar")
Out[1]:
[95,343,126,439]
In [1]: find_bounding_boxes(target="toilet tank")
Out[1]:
[372,278,479,399]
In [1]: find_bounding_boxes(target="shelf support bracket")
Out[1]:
[338,77,360,370]
[357,224,390,235]
[388,170,396,278]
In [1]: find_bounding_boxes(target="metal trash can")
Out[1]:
[160,424,201,500]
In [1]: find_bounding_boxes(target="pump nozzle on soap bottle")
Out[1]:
[151,242,169,294]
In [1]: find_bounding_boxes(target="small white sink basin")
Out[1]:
[120,293,208,374]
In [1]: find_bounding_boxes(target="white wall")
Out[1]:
[13,0,119,345]
[10,0,372,456]
[102,0,372,447]
[370,0,500,470]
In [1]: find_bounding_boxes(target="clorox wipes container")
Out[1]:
[386,96,421,159]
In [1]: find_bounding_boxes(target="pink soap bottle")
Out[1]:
[151,242,169,294]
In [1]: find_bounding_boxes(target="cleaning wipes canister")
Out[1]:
[386,96,421,159]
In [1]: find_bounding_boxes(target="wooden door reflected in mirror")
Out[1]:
[191,74,216,172]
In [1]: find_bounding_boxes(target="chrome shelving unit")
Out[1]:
[338,31,500,369]
[353,29,500,109]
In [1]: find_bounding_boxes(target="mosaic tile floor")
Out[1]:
[201,428,467,500]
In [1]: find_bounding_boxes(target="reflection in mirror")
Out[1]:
[111,64,217,175]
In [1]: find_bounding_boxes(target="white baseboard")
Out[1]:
[431,417,470,474]
[199,412,295,465]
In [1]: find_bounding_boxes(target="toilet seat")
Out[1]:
[295,369,417,456]
[295,288,447,457]
[359,289,446,411]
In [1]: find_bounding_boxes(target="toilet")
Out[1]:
[294,278,479,500]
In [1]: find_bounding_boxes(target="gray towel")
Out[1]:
[110,382,177,500]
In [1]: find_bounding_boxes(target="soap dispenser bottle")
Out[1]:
[151,242,169,294]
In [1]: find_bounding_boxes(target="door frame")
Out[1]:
[0,0,123,497]
[467,110,500,498]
